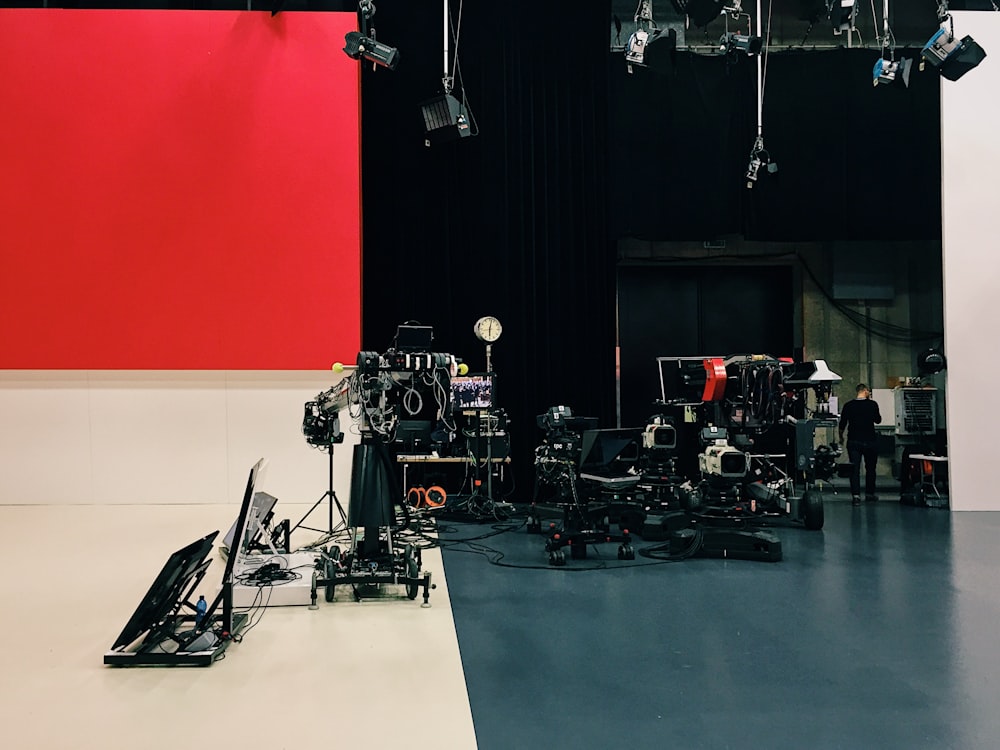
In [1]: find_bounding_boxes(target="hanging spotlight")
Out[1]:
[420,0,475,146]
[828,0,858,35]
[745,136,777,189]
[343,31,399,70]
[342,1,399,71]
[873,56,913,87]
[921,13,987,82]
[720,32,763,56]
[420,94,470,146]
[626,1,677,73]
[872,1,912,88]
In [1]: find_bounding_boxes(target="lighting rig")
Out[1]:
[828,0,858,36]
[745,135,777,189]
[920,2,987,82]
[342,0,400,71]
[717,1,761,60]
[872,0,913,88]
[420,0,473,145]
[625,0,677,74]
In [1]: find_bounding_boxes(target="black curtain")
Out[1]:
[360,1,617,498]
[610,47,941,241]
[617,265,794,427]
[609,50,756,240]
[748,47,942,241]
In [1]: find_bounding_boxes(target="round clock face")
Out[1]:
[474,316,502,343]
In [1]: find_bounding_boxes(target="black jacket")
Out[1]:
[839,398,882,443]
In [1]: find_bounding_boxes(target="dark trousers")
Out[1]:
[847,440,879,497]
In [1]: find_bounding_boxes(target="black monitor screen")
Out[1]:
[451,374,493,409]
[203,458,267,632]
[395,325,434,352]
[111,530,218,651]
[579,429,643,470]
[222,490,278,554]
[395,419,435,452]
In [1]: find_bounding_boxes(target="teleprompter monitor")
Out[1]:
[110,530,219,652]
[579,428,643,470]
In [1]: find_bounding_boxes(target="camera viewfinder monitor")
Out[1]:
[451,374,493,410]
[395,325,434,352]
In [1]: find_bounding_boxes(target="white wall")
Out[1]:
[941,12,1000,510]
[0,370,358,505]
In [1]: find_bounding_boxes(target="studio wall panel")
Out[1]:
[0,370,358,505]
[941,12,999,510]
[0,9,361,369]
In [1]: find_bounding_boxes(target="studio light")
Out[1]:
[720,32,762,56]
[745,135,777,189]
[872,56,912,87]
[921,22,987,81]
[626,27,677,72]
[420,0,476,146]
[828,0,858,35]
[626,1,677,74]
[343,31,399,71]
[420,94,470,146]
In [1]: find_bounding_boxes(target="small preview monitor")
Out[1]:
[451,374,493,410]
[395,324,434,352]
[395,419,435,452]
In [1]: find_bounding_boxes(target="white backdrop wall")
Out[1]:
[0,370,358,505]
[941,12,1000,510]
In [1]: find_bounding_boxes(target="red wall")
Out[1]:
[0,9,361,369]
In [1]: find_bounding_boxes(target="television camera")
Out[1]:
[654,354,837,530]
[531,405,597,506]
[304,324,466,606]
[301,380,350,449]
[528,406,637,565]
[698,426,751,484]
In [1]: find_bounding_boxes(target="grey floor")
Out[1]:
[439,498,1000,750]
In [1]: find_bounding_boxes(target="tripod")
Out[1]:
[293,429,349,536]
[466,346,506,516]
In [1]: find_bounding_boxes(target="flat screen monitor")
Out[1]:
[395,324,434,352]
[222,490,278,554]
[579,428,643,470]
[203,458,267,631]
[111,530,218,651]
[395,419,435,453]
[451,374,493,409]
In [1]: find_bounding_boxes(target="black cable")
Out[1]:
[639,528,705,561]
[233,586,272,642]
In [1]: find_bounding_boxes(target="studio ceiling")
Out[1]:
[609,0,994,51]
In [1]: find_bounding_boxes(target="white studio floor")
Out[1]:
[0,503,477,750]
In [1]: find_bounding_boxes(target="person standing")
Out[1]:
[839,383,882,506]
